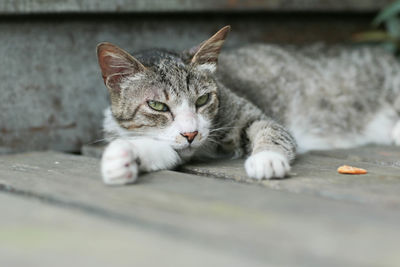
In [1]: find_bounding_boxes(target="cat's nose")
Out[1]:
[180,131,198,143]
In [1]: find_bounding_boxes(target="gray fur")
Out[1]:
[218,44,400,143]
[99,28,400,172]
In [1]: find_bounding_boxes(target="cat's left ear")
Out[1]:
[188,25,231,72]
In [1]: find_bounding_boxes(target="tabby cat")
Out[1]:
[97,26,400,185]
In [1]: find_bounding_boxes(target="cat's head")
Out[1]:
[97,26,230,156]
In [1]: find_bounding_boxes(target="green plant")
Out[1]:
[353,0,400,54]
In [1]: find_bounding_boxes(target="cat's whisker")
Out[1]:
[205,136,222,145]
[86,138,109,145]
[206,140,222,146]
[150,137,174,142]
[126,133,148,138]
[124,134,174,143]
[206,134,222,139]
[209,126,240,133]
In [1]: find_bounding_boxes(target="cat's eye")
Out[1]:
[195,93,210,107]
[147,100,169,112]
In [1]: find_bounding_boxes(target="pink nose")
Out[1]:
[181,131,198,143]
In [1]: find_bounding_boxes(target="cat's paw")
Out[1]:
[101,139,139,185]
[392,121,400,146]
[244,151,290,180]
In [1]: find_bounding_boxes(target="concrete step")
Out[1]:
[1,151,400,266]
[0,193,255,267]
[83,144,400,208]
[182,148,400,208]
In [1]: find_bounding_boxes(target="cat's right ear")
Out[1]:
[185,25,231,72]
[97,42,146,94]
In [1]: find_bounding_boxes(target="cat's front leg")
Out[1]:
[244,120,296,180]
[101,139,181,185]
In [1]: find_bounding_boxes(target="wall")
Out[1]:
[0,2,384,152]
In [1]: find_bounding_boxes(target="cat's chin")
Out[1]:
[176,147,197,161]
[171,141,203,151]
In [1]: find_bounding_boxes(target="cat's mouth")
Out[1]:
[173,140,204,150]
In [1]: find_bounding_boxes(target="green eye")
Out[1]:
[147,100,169,112]
[196,93,210,107]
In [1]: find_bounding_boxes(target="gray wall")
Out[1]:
[0,11,376,153]
[0,0,392,13]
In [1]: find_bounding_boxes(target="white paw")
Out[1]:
[101,139,139,185]
[392,121,400,146]
[245,151,290,180]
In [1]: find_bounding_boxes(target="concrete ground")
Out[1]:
[1,145,400,267]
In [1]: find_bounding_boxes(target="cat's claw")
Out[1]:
[245,151,290,180]
[101,139,139,185]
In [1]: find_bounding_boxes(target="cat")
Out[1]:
[97,25,400,185]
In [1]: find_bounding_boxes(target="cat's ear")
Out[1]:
[188,25,231,72]
[97,42,146,93]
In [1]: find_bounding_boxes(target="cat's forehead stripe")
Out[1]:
[163,89,169,101]
[154,61,194,97]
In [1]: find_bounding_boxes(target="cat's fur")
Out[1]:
[97,26,400,185]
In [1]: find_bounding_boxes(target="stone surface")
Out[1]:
[0,14,373,152]
[83,144,400,207]
[310,145,400,168]
[1,151,400,266]
[182,146,400,207]
[0,193,259,267]
[0,0,391,14]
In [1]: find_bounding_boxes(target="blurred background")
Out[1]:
[0,0,395,154]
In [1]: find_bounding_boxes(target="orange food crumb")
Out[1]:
[337,165,367,175]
